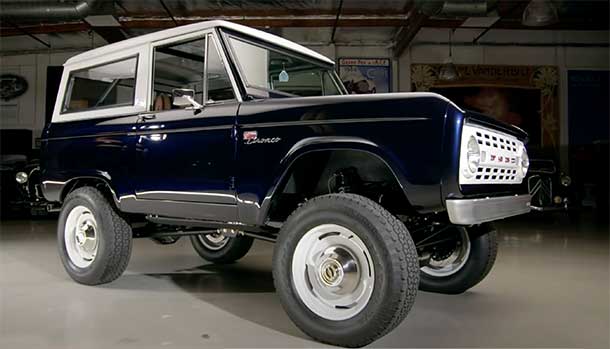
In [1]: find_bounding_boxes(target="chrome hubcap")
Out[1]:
[421,228,471,277]
[64,205,98,268]
[197,233,229,251]
[292,224,374,321]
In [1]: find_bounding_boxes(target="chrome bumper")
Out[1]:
[446,194,532,225]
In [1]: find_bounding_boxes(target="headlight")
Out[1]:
[519,148,529,177]
[15,171,28,184]
[560,174,571,187]
[466,136,481,173]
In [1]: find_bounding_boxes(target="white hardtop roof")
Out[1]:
[65,20,334,66]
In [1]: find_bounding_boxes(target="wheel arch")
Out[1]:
[60,176,120,208]
[260,137,414,224]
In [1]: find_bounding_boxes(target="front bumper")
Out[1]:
[446,194,531,225]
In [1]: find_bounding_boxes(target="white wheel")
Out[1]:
[190,234,253,264]
[64,205,99,268]
[197,233,229,251]
[421,228,471,277]
[291,223,375,321]
[58,187,132,285]
[419,224,498,294]
[273,194,419,347]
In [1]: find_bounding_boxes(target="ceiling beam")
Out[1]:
[90,26,128,43]
[1,10,607,38]
[4,21,50,47]
[102,8,412,18]
[158,0,178,27]
[0,22,89,36]
[330,0,344,44]
[422,18,609,31]
[119,16,410,29]
[393,10,427,58]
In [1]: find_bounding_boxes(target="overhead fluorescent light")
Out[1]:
[84,15,121,27]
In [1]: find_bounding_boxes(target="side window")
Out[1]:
[63,56,137,113]
[206,37,235,103]
[152,37,205,111]
[271,70,323,97]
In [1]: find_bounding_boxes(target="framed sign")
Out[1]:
[339,58,391,94]
[0,74,29,101]
[411,64,559,150]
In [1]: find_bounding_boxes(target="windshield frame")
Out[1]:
[219,29,346,99]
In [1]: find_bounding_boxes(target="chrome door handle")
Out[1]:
[139,113,156,121]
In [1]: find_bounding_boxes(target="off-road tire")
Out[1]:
[420,223,498,294]
[273,193,419,348]
[190,235,254,264]
[57,187,132,285]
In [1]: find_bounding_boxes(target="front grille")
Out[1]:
[459,121,526,185]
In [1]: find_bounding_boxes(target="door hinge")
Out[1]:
[229,176,236,190]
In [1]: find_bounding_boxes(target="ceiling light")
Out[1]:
[522,0,558,27]
[439,30,459,81]
[439,57,459,81]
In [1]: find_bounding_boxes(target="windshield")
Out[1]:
[228,36,344,97]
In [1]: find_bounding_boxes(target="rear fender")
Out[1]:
[42,171,119,207]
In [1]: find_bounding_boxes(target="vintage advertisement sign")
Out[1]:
[339,58,391,94]
[411,63,559,150]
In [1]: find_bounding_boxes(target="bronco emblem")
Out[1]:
[243,130,281,145]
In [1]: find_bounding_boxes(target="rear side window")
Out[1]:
[62,56,137,113]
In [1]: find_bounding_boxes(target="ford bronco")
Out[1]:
[41,20,531,347]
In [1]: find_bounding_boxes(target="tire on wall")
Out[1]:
[273,193,419,348]
[57,187,132,285]
[190,234,253,264]
[419,223,498,294]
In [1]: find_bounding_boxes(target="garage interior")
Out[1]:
[0,1,608,348]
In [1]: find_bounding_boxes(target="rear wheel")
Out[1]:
[189,234,253,264]
[58,187,132,285]
[273,193,419,347]
[419,223,498,294]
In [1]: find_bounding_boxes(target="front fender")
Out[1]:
[249,136,421,226]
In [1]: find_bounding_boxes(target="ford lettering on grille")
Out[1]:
[459,122,527,185]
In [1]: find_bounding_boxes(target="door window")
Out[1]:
[152,37,205,111]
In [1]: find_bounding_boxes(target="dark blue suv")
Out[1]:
[41,20,531,347]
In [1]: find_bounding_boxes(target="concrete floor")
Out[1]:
[0,213,608,349]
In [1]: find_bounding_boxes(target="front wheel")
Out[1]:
[273,194,419,347]
[419,223,498,294]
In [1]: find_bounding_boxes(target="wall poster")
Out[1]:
[339,58,391,94]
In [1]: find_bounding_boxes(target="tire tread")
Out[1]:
[62,187,132,285]
[274,193,419,347]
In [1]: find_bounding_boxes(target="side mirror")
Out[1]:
[172,88,203,109]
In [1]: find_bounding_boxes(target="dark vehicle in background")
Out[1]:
[0,129,51,217]
[526,158,573,211]
[40,21,532,347]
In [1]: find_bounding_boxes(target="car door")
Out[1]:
[133,32,241,221]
